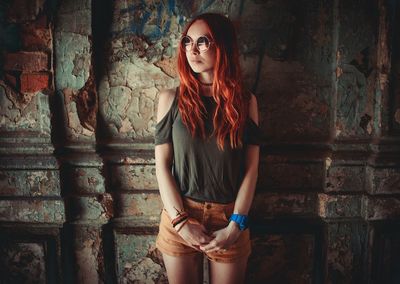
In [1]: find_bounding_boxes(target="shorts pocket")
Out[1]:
[222,204,234,222]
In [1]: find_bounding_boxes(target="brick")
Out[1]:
[0,170,60,197]
[4,52,48,72]
[21,25,52,50]
[251,193,316,218]
[35,14,48,28]
[318,194,361,218]
[110,165,158,191]
[325,165,365,192]
[116,193,162,225]
[68,196,111,223]
[6,0,46,23]
[0,200,64,223]
[65,167,105,194]
[367,167,400,194]
[20,73,50,93]
[363,196,400,220]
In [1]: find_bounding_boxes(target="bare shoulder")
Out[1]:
[157,88,177,123]
[248,92,259,125]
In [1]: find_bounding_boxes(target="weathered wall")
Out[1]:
[0,0,400,283]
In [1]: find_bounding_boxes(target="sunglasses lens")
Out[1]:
[181,35,211,53]
[197,36,210,52]
[181,36,192,51]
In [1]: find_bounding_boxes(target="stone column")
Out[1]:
[0,0,64,282]
[54,0,112,283]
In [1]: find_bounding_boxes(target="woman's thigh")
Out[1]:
[162,252,204,284]
[208,255,249,284]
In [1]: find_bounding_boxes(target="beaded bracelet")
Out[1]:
[172,215,188,228]
[171,212,189,227]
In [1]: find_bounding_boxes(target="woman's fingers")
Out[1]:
[194,230,212,245]
[200,239,219,251]
[183,223,212,246]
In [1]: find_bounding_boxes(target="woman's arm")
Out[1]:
[155,89,212,248]
[232,93,260,216]
[155,89,184,220]
[200,94,260,252]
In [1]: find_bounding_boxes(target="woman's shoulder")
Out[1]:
[159,87,177,101]
[156,88,178,123]
[247,91,259,125]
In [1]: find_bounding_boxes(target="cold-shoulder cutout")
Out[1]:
[156,89,176,123]
[248,93,259,125]
[244,93,262,145]
[154,87,179,145]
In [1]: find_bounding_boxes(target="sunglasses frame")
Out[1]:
[180,35,214,53]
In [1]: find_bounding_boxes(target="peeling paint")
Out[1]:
[0,82,52,132]
[111,165,158,191]
[98,193,114,219]
[76,76,97,132]
[55,32,91,90]
[74,228,102,284]
[1,81,36,110]
[0,200,65,223]
[62,88,95,139]
[0,242,46,283]
[122,257,163,284]
[23,171,60,196]
[116,233,167,282]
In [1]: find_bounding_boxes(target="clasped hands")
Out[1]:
[175,217,241,253]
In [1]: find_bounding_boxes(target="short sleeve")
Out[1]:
[243,118,263,145]
[154,92,178,145]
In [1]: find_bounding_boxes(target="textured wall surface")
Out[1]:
[0,0,400,283]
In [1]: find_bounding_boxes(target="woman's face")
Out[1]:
[184,20,216,74]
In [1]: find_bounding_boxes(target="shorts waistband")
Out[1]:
[182,196,235,209]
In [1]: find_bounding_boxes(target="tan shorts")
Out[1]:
[156,196,251,263]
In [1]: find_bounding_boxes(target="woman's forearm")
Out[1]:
[155,142,186,219]
[156,163,185,219]
[233,145,260,215]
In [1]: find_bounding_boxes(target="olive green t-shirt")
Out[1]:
[155,88,262,204]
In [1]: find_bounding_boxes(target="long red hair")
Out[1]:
[177,13,250,151]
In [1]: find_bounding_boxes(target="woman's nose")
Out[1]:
[190,44,200,55]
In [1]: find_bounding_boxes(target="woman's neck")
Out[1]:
[200,84,212,97]
[198,71,213,97]
[198,70,213,84]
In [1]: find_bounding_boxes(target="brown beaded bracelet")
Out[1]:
[173,215,188,227]
[171,212,189,227]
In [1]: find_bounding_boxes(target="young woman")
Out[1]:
[154,13,261,284]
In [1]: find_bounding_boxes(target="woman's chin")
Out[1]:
[190,66,211,74]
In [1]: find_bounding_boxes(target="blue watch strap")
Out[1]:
[229,214,248,230]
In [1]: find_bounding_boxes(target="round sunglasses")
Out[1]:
[180,35,214,53]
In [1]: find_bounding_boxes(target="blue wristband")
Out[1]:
[229,214,248,231]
